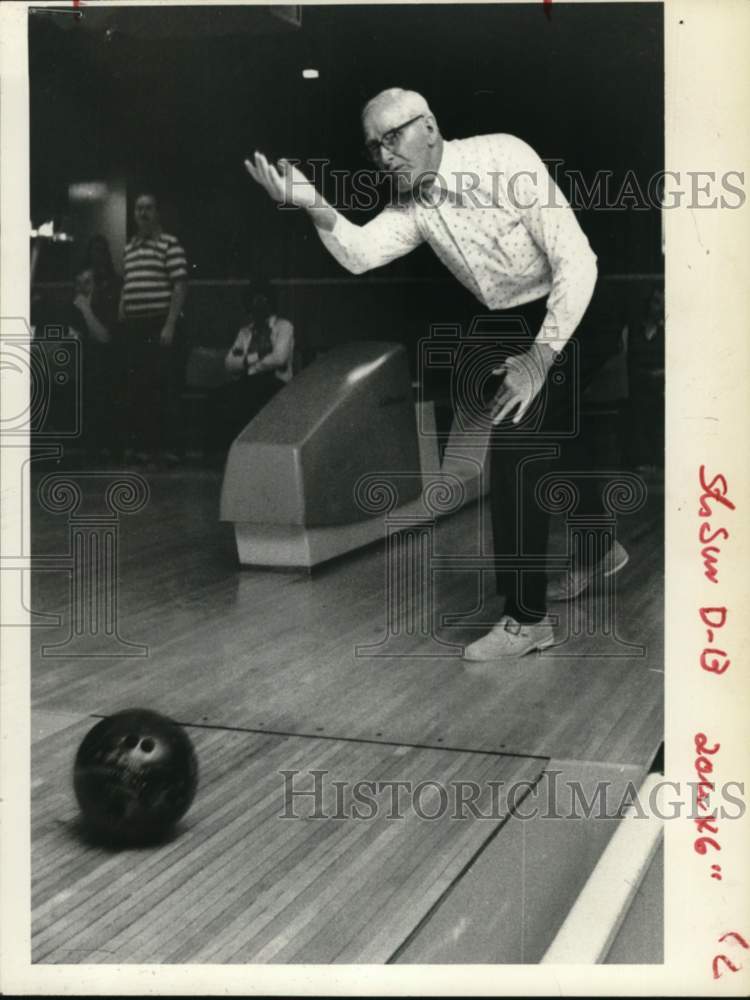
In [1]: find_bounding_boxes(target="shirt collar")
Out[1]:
[433,139,462,193]
[418,140,466,206]
[132,228,163,246]
[392,140,464,208]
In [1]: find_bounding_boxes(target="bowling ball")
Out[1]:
[73,709,198,845]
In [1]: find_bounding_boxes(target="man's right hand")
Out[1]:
[244,153,320,210]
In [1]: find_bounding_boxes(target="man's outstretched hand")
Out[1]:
[244,153,320,210]
[489,343,556,426]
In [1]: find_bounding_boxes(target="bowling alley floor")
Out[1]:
[29,460,664,964]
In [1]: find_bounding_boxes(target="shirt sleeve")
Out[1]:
[503,136,597,347]
[67,304,86,340]
[166,237,189,284]
[269,319,294,366]
[316,205,423,275]
[225,326,250,375]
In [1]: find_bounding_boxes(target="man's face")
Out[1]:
[134,196,158,237]
[362,102,436,193]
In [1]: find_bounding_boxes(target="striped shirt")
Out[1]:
[122,231,188,319]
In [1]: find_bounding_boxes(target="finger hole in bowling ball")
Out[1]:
[73,709,198,848]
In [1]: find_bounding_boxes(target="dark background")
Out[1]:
[30,3,663,370]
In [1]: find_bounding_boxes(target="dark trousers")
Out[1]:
[124,316,184,456]
[475,291,615,623]
[211,372,283,452]
[82,342,125,455]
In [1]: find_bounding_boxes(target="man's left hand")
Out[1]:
[489,344,554,426]
[159,322,175,347]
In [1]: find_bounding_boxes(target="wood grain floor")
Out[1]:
[32,716,544,964]
[31,464,663,765]
[29,461,663,963]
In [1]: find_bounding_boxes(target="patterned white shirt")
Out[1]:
[318,133,598,345]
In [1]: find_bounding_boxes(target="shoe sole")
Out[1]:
[463,633,555,662]
[549,547,630,602]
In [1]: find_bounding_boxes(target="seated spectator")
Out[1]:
[212,280,294,454]
[70,267,112,345]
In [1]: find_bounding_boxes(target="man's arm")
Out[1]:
[488,136,597,426]
[73,294,110,344]
[245,153,423,274]
[160,237,189,346]
[313,205,423,276]
[247,321,294,374]
[225,327,250,376]
[160,280,187,346]
[504,135,598,350]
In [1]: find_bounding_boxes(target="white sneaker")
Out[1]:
[546,539,629,602]
[463,615,555,662]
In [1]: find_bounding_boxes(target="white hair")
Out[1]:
[361,88,434,124]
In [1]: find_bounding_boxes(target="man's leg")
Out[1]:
[124,323,147,457]
[490,425,555,625]
[465,312,562,659]
[129,320,162,460]
[464,419,556,660]
[545,321,629,602]
[490,340,579,610]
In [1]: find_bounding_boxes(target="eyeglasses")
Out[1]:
[364,114,425,162]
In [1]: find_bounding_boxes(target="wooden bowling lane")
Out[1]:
[32,467,662,767]
[32,716,545,964]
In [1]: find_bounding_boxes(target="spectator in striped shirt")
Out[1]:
[120,192,188,465]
